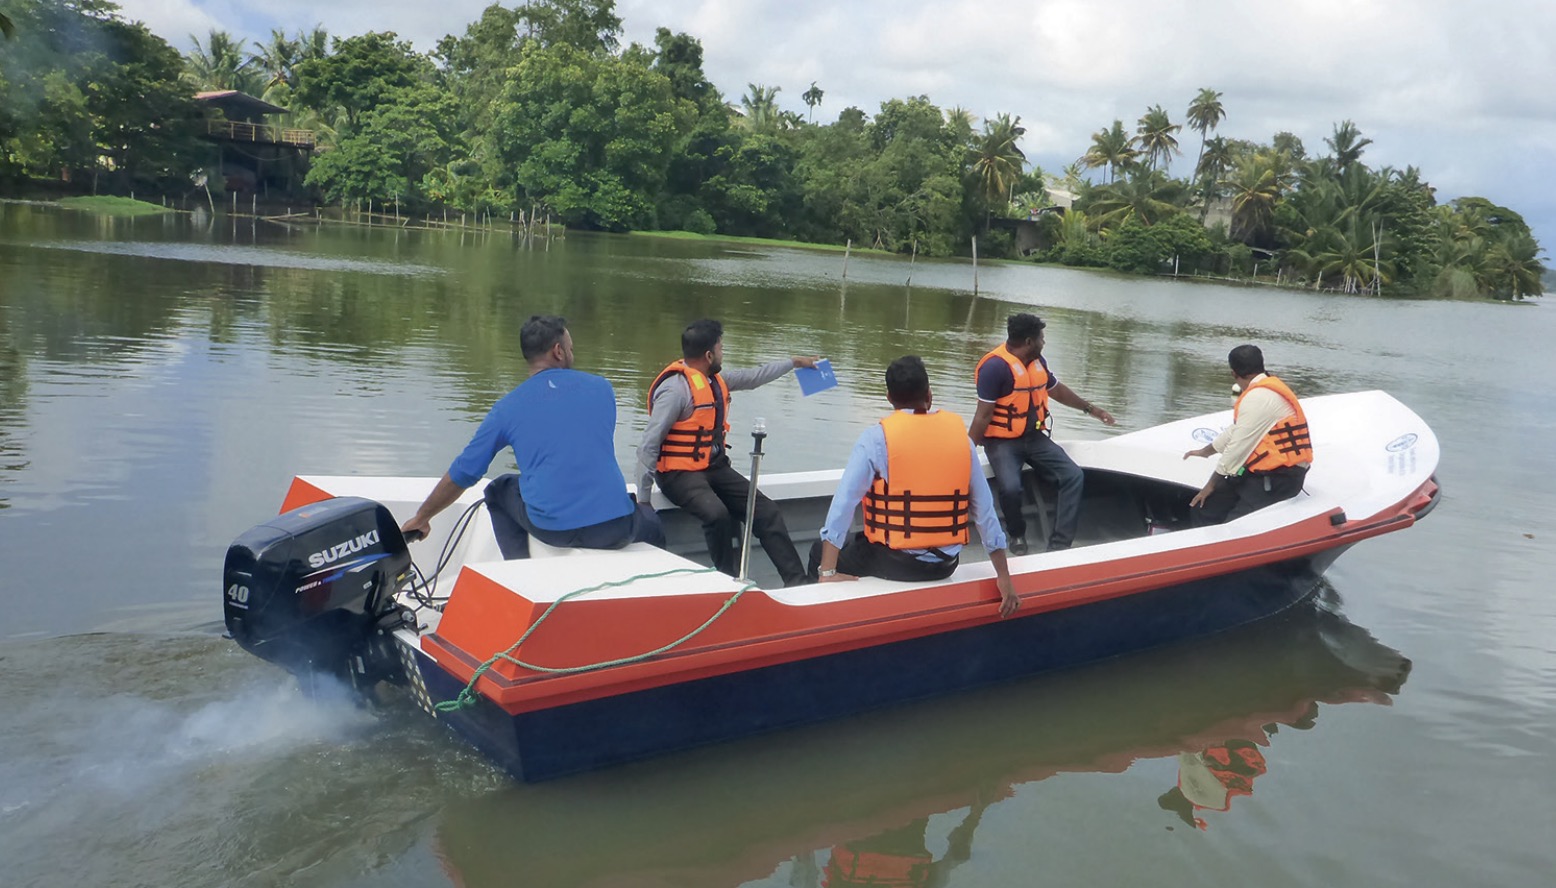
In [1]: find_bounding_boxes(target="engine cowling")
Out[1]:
[223,496,413,693]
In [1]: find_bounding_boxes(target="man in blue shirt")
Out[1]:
[970,313,1115,555]
[400,315,663,557]
[810,356,1018,617]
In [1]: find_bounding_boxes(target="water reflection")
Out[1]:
[430,588,1409,888]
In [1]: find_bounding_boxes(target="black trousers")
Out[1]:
[656,457,807,586]
[806,532,959,583]
[1192,465,1309,527]
[484,474,666,559]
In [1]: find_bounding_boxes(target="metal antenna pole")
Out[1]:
[736,417,768,583]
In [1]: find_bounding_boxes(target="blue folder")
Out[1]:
[795,359,838,396]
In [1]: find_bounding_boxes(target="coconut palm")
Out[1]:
[298,26,330,63]
[1185,88,1224,183]
[1271,131,1305,160]
[739,83,781,132]
[186,29,262,93]
[251,29,300,90]
[1082,170,1187,229]
[1484,233,1546,299]
[1134,105,1181,172]
[802,81,823,122]
[1226,158,1280,245]
[1194,135,1234,222]
[1295,221,1393,293]
[968,112,1027,227]
[1325,120,1372,172]
[1079,120,1136,184]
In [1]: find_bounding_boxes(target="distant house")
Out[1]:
[194,90,316,196]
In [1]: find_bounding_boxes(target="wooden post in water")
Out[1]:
[251,194,256,216]
[971,236,979,295]
[843,239,852,279]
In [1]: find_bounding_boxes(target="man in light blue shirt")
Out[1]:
[809,356,1019,617]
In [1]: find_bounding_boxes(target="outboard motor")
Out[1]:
[223,496,414,695]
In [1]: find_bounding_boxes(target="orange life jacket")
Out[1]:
[649,360,729,472]
[975,344,1049,438]
[1235,375,1313,472]
[825,845,932,887]
[862,411,972,549]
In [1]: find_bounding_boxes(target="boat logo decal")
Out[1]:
[1192,427,1218,444]
[1386,433,1418,453]
[306,529,381,570]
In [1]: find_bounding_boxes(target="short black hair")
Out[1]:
[1007,312,1046,343]
[520,315,568,361]
[885,355,930,405]
[681,318,723,359]
[1228,344,1266,377]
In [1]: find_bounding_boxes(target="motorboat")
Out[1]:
[221,390,1439,781]
[428,591,1410,885]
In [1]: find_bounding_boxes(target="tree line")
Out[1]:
[0,0,1544,299]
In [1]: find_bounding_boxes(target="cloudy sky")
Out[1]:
[119,0,1556,251]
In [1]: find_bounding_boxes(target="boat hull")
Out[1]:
[412,545,1348,781]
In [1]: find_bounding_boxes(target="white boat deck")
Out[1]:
[300,391,1437,626]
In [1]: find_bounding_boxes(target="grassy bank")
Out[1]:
[56,196,173,217]
[630,229,894,256]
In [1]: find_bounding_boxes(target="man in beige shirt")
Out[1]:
[1183,345,1313,525]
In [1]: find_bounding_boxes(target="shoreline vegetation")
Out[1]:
[0,0,1545,300]
[55,196,173,216]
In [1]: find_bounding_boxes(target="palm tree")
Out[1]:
[1294,221,1393,293]
[739,83,781,132]
[1271,131,1305,160]
[1134,105,1181,172]
[1226,158,1280,245]
[1194,135,1234,222]
[186,29,262,93]
[251,29,300,90]
[1326,120,1372,172]
[968,113,1027,228]
[298,26,330,63]
[801,81,823,122]
[1082,170,1187,229]
[1484,234,1546,300]
[1185,88,1224,183]
[1079,120,1135,184]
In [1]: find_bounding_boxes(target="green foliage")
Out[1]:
[294,32,431,129]
[6,0,1540,302]
[492,42,689,230]
[56,195,172,215]
[1102,213,1214,274]
[1,1,205,192]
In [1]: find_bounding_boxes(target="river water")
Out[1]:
[1,203,1551,887]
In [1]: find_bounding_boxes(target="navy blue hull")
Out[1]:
[414,546,1347,781]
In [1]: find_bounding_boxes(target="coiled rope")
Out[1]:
[433,567,755,713]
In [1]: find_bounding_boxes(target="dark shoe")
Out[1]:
[1045,541,1071,553]
[1008,536,1029,556]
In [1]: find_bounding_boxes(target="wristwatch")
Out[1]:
[819,568,837,577]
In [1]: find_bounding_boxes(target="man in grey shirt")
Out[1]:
[637,318,818,586]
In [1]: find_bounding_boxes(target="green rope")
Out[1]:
[433,567,756,713]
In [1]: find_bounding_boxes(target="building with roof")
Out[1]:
[194,90,316,198]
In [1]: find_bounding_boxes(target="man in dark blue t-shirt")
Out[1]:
[401,315,663,558]
[969,313,1115,554]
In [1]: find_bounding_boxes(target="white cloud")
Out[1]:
[115,0,1556,248]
